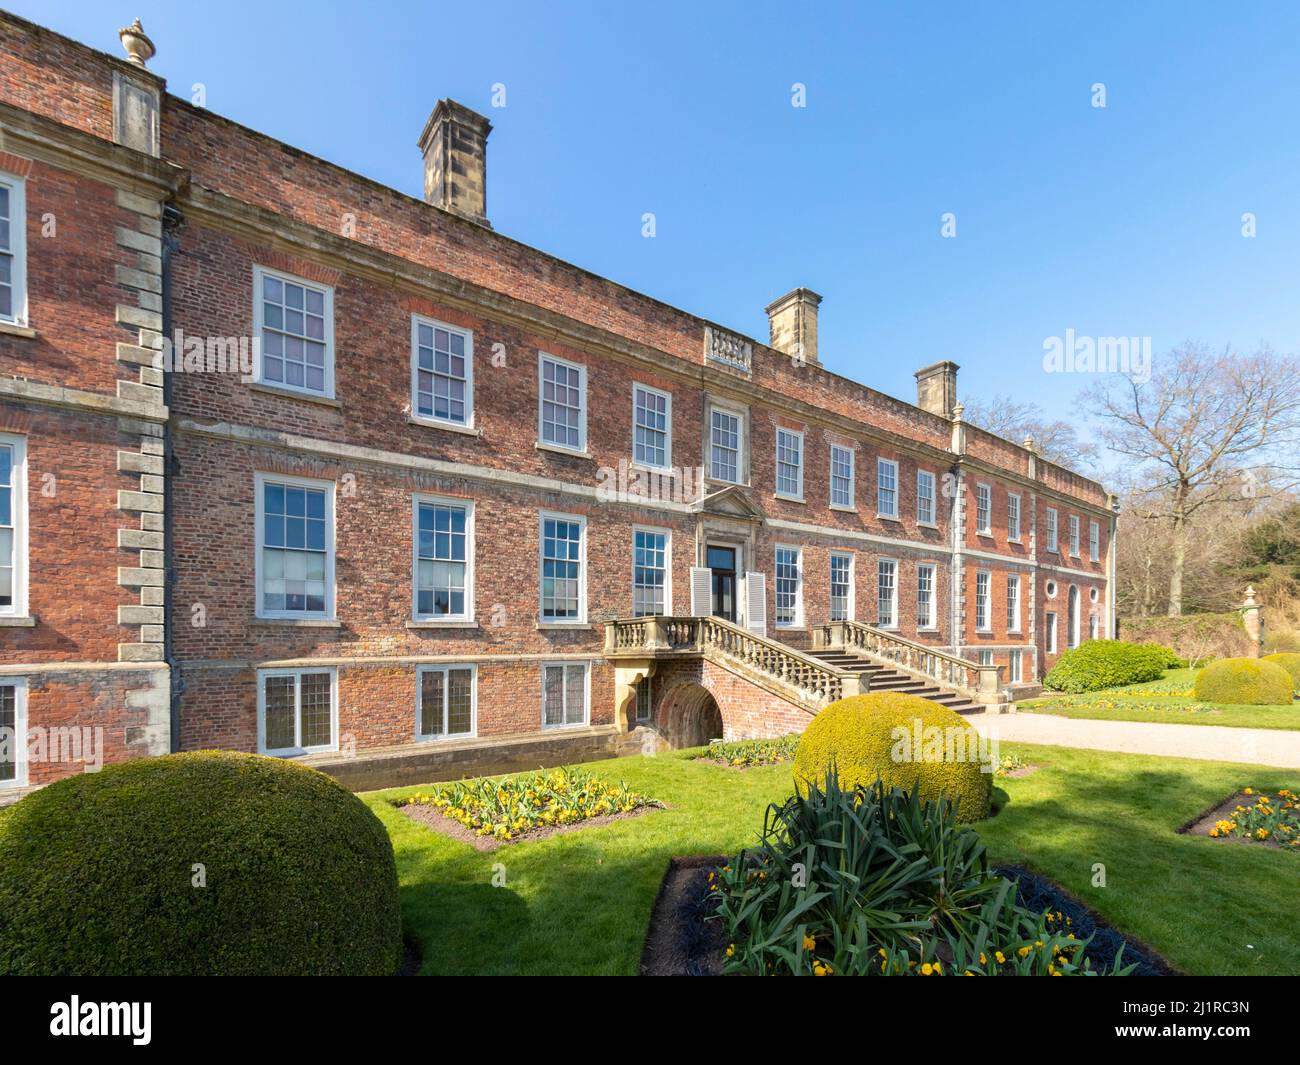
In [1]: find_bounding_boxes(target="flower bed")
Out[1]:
[694,735,799,768]
[393,766,662,846]
[1194,788,1299,850]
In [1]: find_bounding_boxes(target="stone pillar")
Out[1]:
[1242,586,1263,657]
[418,99,493,227]
[915,360,960,419]
[765,288,821,366]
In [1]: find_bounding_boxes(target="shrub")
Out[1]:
[0,751,401,975]
[710,776,1133,976]
[1194,658,1295,706]
[1043,639,1171,693]
[1262,652,1300,693]
[792,692,991,822]
[1120,613,1253,664]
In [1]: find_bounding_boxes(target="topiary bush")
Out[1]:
[1262,652,1300,693]
[1194,658,1295,706]
[0,751,402,975]
[793,692,991,822]
[1043,639,1171,693]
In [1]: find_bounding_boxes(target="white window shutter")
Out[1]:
[689,567,712,616]
[744,571,766,637]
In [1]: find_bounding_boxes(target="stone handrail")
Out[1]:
[814,620,1002,702]
[606,615,853,708]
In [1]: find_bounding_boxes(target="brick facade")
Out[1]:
[0,13,1117,795]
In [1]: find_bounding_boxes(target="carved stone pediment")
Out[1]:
[694,484,763,523]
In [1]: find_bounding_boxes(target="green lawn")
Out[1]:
[1018,667,1300,730]
[366,744,1300,976]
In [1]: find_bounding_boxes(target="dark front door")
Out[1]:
[707,545,737,621]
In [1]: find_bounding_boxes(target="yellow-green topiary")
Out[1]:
[793,692,992,822]
[1194,657,1295,706]
[1262,652,1300,693]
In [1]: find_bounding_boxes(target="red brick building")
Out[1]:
[0,14,1116,795]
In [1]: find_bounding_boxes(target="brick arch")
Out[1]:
[656,681,725,749]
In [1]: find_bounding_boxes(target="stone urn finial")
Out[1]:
[951,401,965,422]
[119,18,156,67]
[1244,585,1258,607]
[1023,434,1036,453]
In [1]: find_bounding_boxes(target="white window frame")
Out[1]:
[0,172,28,327]
[416,664,478,741]
[1089,520,1100,563]
[829,550,854,622]
[876,557,898,629]
[1069,515,1081,558]
[632,525,672,617]
[1007,574,1021,632]
[978,650,994,667]
[251,265,336,399]
[541,660,591,730]
[635,676,653,723]
[412,494,475,623]
[916,469,936,526]
[538,510,587,625]
[877,458,899,519]
[0,434,28,618]
[254,472,336,621]
[707,403,747,484]
[631,382,673,471]
[829,445,855,510]
[1010,649,1023,684]
[0,677,28,789]
[975,482,992,535]
[916,562,937,630]
[1046,507,1059,553]
[1008,493,1021,542]
[1090,614,1099,641]
[537,351,588,453]
[257,667,339,757]
[1045,611,1058,655]
[774,544,803,628]
[775,428,804,500]
[410,315,474,429]
[974,570,991,632]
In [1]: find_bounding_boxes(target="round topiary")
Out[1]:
[793,692,992,822]
[0,751,402,975]
[1262,652,1300,693]
[1193,657,1295,706]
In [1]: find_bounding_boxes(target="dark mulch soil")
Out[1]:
[640,856,728,976]
[993,864,1179,976]
[639,856,1178,976]
[1179,790,1298,852]
[398,801,664,852]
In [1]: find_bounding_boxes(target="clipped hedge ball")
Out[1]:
[0,751,402,975]
[1262,652,1300,693]
[1194,657,1295,706]
[793,692,992,822]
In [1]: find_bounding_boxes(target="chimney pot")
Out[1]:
[914,360,960,418]
[765,288,822,365]
[418,99,492,227]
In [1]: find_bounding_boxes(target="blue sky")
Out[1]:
[22,1,1300,468]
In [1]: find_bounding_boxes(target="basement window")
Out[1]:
[0,678,28,787]
[258,668,337,756]
[417,665,476,740]
[542,662,589,729]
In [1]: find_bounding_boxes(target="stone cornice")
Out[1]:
[0,101,187,197]
[0,376,168,423]
[955,453,1113,519]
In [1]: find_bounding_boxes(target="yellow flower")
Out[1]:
[921,963,933,976]
[802,934,816,951]
[979,953,987,965]
[1017,947,1030,958]
[813,962,833,976]
[725,944,735,957]
[995,951,1006,964]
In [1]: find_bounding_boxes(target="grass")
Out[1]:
[1019,667,1300,730]
[367,743,1300,976]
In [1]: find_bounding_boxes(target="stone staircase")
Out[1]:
[806,648,981,715]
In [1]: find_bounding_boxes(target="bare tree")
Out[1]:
[960,395,1099,473]
[1087,343,1300,615]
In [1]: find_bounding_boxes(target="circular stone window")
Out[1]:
[1090,587,1099,603]
[1045,580,1057,599]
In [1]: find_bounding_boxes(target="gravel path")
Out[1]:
[968,712,1300,769]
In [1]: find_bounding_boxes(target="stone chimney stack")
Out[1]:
[765,288,821,366]
[418,99,492,227]
[914,360,960,418]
